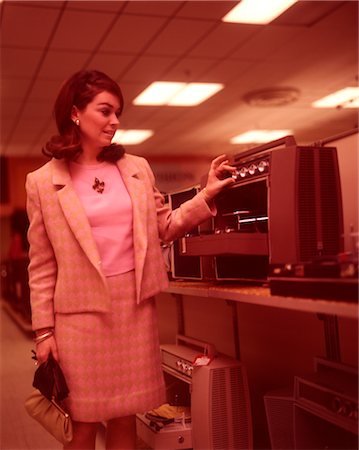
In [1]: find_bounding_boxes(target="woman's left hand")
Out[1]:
[203,154,236,202]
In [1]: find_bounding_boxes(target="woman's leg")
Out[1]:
[63,421,99,450]
[106,415,136,450]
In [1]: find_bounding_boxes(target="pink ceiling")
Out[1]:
[0,0,357,158]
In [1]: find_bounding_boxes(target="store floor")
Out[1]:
[0,306,150,450]
[0,306,63,450]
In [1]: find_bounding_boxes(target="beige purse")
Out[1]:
[25,389,73,445]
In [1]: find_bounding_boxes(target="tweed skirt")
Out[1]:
[54,270,166,422]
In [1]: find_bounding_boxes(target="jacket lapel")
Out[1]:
[51,159,104,277]
[116,155,148,301]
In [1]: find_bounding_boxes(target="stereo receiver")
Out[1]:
[177,136,344,281]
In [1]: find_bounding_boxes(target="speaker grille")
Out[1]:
[297,148,342,261]
[297,150,317,260]
[211,366,251,449]
[319,150,343,255]
[264,389,294,449]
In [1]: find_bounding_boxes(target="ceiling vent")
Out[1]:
[243,87,300,107]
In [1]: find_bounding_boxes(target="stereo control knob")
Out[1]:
[239,167,247,177]
[258,160,268,172]
[248,164,257,175]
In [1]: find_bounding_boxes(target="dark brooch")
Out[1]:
[93,177,105,194]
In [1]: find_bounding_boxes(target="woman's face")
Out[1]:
[72,90,121,152]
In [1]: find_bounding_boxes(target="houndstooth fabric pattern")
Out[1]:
[56,270,166,422]
[26,153,215,331]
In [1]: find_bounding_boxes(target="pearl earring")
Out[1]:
[75,119,80,126]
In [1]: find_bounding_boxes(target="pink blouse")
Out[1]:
[69,161,135,276]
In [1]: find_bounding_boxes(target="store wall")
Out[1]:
[0,156,47,259]
[334,132,358,253]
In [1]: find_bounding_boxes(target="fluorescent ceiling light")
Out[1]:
[112,129,153,145]
[222,0,298,24]
[230,130,292,144]
[168,83,224,106]
[312,87,359,108]
[133,81,224,106]
[133,82,185,106]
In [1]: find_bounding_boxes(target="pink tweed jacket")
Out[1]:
[26,153,214,331]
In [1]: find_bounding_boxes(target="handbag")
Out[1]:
[25,389,73,445]
[24,354,73,445]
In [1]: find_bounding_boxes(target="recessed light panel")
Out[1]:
[312,87,359,108]
[222,0,298,24]
[133,82,185,106]
[168,83,224,106]
[133,81,224,106]
[112,129,153,145]
[230,130,292,144]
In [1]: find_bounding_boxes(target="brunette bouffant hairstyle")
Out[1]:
[42,70,125,162]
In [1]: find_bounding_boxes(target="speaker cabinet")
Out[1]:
[264,387,294,450]
[191,356,253,450]
[294,405,358,449]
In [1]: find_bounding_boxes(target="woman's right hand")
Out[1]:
[35,336,59,365]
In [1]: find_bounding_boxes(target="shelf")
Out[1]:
[166,281,358,319]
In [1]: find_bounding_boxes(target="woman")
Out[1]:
[26,70,235,449]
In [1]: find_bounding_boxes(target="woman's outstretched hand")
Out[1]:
[203,154,236,202]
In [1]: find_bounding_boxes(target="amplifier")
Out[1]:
[269,255,358,300]
[294,357,358,447]
[146,335,253,450]
[179,136,344,281]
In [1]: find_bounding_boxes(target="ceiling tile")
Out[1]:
[27,79,63,101]
[7,1,63,9]
[50,9,115,51]
[163,57,217,81]
[100,15,167,53]
[87,53,136,81]
[273,1,346,26]
[1,3,61,48]
[271,2,357,63]
[231,25,302,60]
[123,1,182,16]
[1,78,32,100]
[37,49,92,80]
[1,99,23,122]
[120,55,174,83]
[176,1,237,20]
[21,100,53,120]
[189,22,258,58]
[198,59,254,84]
[1,48,43,78]
[1,120,15,147]
[145,18,215,56]
[66,1,126,13]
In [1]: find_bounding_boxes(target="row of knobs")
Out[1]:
[232,159,269,181]
[176,359,193,376]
